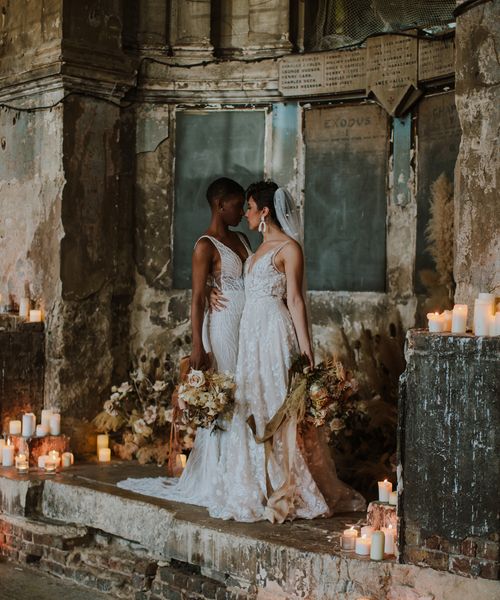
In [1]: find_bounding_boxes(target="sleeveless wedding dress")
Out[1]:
[209,241,366,523]
[117,234,250,506]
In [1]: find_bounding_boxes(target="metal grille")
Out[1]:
[305,0,455,51]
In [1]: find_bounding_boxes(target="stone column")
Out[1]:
[454,0,500,309]
[123,0,169,54]
[214,0,291,57]
[170,0,213,59]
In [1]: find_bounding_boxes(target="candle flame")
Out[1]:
[384,478,388,483]
[349,526,355,531]
[389,524,393,529]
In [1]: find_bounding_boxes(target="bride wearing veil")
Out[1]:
[209,180,365,523]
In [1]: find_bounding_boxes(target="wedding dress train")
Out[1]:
[117,234,249,505]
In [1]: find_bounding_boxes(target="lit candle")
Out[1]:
[98,448,111,462]
[355,534,371,556]
[442,310,452,332]
[97,434,109,451]
[44,458,57,474]
[175,454,187,470]
[36,424,49,437]
[0,439,5,465]
[22,413,36,437]
[494,312,500,336]
[2,441,14,467]
[427,312,445,333]
[15,454,27,468]
[38,455,48,469]
[341,527,358,551]
[61,452,73,468]
[15,454,29,473]
[360,525,374,538]
[378,479,392,502]
[381,524,396,555]
[370,531,385,561]
[29,309,42,322]
[451,304,468,334]
[389,490,398,506]
[9,420,21,436]
[41,409,52,429]
[19,297,30,319]
[49,413,61,435]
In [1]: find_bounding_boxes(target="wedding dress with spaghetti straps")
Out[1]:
[209,241,366,523]
[117,234,250,506]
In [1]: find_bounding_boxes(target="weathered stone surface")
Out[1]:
[399,330,500,578]
[2,464,500,598]
[454,0,500,307]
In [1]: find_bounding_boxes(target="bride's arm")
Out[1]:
[282,242,314,368]
[190,240,213,369]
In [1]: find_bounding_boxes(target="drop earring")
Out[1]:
[258,215,267,233]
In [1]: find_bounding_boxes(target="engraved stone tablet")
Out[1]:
[324,48,366,92]
[366,34,419,116]
[418,38,455,81]
[279,54,324,96]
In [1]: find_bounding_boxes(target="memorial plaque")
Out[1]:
[324,48,366,92]
[304,104,388,291]
[366,34,418,115]
[279,54,324,96]
[418,38,455,81]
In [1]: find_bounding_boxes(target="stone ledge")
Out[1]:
[1,464,499,598]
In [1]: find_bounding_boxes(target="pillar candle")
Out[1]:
[22,413,36,437]
[38,455,48,469]
[341,527,358,551]
[360,525,374,539]
[29,309,42,322]
[494,312,500,336]
[427,312,445,333]
[41,409,52,429]
[98,448,111,462]
[0,440,5,465]
[2,443,14,467]
[355,534,371,556]
[36,424,49,437]
[474,299,494,335]
[389,490,398,506]
[19,297,30,318]
[370,531,385,561]
[97,434,109,450]
[49,413,61,435]
[61,452,73,468]
[451,304,468,334]
[378,479,392,502]
[9,420,21,436]
[442,310,452,332]
[381,525,396,554]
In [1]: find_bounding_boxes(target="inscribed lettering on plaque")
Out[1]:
[366,34,419,116]
[279,55,324,96]
[418,38,455,81]
[324,49,366,92]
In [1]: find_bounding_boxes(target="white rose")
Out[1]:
[187,369,205,388]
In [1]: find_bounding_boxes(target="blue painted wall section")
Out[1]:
[392,113,412,206]
[270,102,299,188]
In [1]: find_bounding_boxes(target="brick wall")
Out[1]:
[0,515,256,600]
[0,319,45,431]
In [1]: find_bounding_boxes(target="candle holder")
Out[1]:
[44,459,57,474]
[16,462,29,474]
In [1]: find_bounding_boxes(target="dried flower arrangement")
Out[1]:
[176,369,236,430]
[93,355,195,464]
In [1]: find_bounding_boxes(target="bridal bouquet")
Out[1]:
[175,369,236,430]
[286,355,361,432]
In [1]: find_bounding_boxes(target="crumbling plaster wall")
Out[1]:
[454,0,500,309]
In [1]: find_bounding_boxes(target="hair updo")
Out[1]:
[245,180,280,225]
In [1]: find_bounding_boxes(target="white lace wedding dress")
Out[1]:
[209,242,365,523]
[117,234,250,506]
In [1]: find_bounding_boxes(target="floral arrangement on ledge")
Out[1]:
[93,356,194,464]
